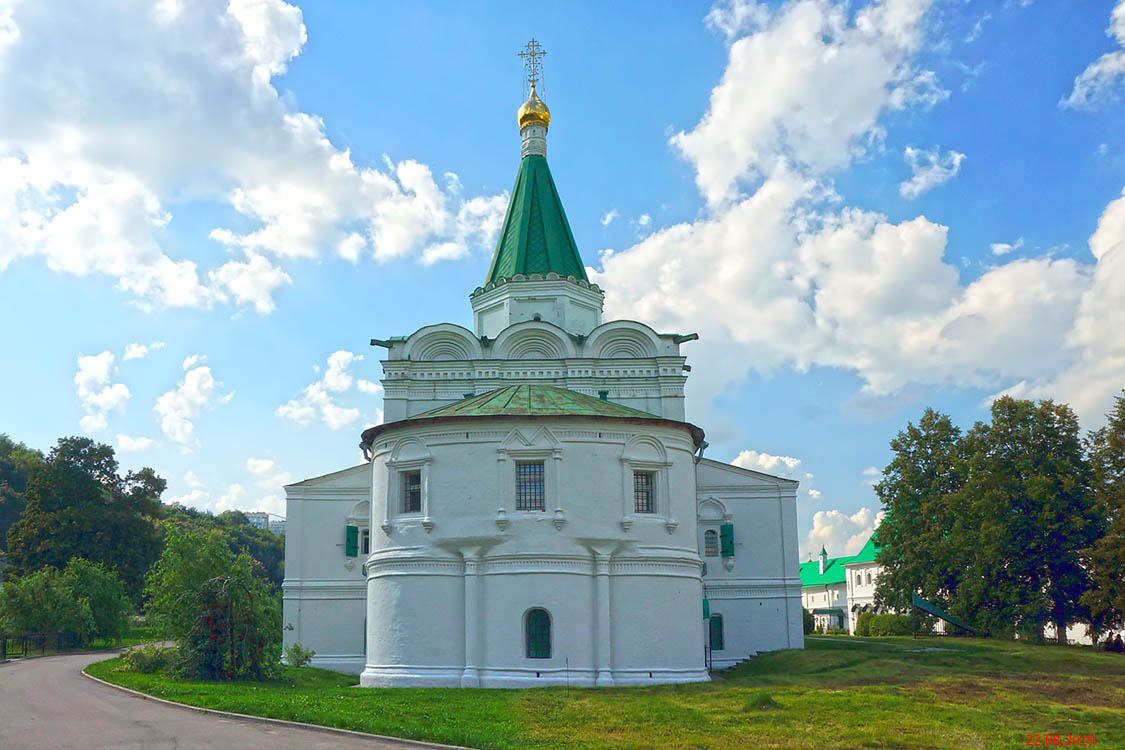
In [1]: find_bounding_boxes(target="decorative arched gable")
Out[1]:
[491,321,576,361]
[400,324,482,362]
[585,320,664,359]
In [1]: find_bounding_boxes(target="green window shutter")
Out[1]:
[703,598,710,619]
[720,523,734,557]
[345,524,359,557]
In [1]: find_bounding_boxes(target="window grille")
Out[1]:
[526,608,551,658]
[633,471,654,513]
[515,461,545,511]
[709,613,724,650]
[402,471,422,513]
[704,529,719,557]
[361,528,370,555]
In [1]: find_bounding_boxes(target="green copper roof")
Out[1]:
[360,384,706,447]
[410,384,658,420]
[799,533,882,587]
[485,155,587,284]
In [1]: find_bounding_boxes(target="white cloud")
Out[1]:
[182,353,206,370]
[672,0,941,205]
[862,465,881,486]
[0,0,504,313]
[899,146,965,199]
[600,209,619,227]
[990,237,1025,256]
[154,365,220,445]
[635,213,652,229]
[277,350,377,430]
[184,470,204,488]
[357,379,383,394]
[74,351,131,432]
[1004,188,1125,419]
[246,457,293,491]
[804,506,884,559]
[1061,0,1125,109]
[591,0,1123,424]
[706,0,770,40]
[732,449,819,504]
[964,13,991,43]
[167,489,209,508]
[123,342,148,360]
[116,434,157,452]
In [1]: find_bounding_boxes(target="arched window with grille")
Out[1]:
[704,529,718,557]
[866,571,872,585]
[709,613,724,650]
[525,608,551,659]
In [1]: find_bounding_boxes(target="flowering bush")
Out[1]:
[175,575,279,681]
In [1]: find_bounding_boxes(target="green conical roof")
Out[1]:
[486,155,587,284]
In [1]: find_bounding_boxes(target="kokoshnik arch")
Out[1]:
[282,42,804,687]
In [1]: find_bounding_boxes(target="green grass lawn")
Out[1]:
[85,636,1125,750]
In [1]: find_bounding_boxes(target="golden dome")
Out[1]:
[517,84,551,129]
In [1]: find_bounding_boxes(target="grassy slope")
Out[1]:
[85,637,1125,750]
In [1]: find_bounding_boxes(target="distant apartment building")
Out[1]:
[245,511,285,536]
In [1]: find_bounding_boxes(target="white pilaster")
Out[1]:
[461,550,482,687]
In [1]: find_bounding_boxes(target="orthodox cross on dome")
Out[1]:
[518,39,546,94]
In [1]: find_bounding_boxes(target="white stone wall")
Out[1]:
[696,459,804,667]
[282,464,370,674]
[358,418,709,688]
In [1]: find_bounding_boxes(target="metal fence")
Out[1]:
[0,632,83,660]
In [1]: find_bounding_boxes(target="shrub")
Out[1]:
[802,608,814,635]
[855,611,873,636]
[869,613,913,636]
[61,558,132,643]
[284,642,315,668]
[121,643,175,674]
[145,526,281,681]
[0,566,93,638]
[175,575,280,681]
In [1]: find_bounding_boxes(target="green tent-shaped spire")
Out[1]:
[485,154,587,284]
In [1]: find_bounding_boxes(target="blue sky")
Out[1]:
[1,0,1124,558]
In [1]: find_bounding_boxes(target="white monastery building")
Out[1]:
[283,47,804,687]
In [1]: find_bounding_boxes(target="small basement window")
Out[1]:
[402,471,422,513]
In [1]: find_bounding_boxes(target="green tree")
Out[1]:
[873,409,970,616]
[61,558,132,643]
[1081,391,1125,637]
[0,435,44,552]
[5,437,163,601]
[0,566,92,637]
[144,526,280,679]
[958,398,1097,641]
[162,504,285,587]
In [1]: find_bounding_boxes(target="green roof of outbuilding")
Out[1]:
[485,155,587,284]
[799,555,855,587]
[800,532,883,587]
[360,384,705,446]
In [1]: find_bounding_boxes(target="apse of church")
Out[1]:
[282,41,803,687]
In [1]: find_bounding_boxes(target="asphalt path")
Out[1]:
[0,651,438,750]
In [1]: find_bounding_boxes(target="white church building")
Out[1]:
[282,57,804,688]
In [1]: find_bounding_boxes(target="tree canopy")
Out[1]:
[5,437,163,601]
[875,396,1106,641]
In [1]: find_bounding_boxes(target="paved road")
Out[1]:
[0,651,431,749]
